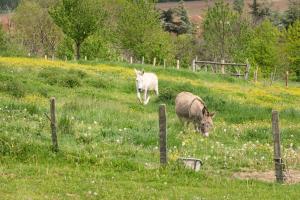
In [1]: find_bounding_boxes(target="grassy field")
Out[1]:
[0,57,300,199]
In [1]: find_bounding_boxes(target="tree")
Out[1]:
[249,20,279,75]
[12,0,62,56]
[249,0,271,24]
[49,0,105,60]
[233,0,244,14]
[286,20,300,81]
[202,0,238,60]
[160,0,192,35]
[283,0,300,28]
[117,0,174,63]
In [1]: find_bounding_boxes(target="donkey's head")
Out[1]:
[197,107,215,137]
[134,69,144,92]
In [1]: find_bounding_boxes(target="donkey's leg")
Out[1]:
[137,92,142,103]
[155,85,159,96]
[144,89,150,105]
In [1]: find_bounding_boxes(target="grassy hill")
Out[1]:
[0,57,300,199]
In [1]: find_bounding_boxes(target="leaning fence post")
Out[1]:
[176,60,180,70]
[272,110,285,183]
[50,97,58,152]
[159,104,167,166]
[285,71,289,88]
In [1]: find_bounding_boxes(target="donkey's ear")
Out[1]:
[202,107,209,116]
[141,69,145,75]
[209,112,216,118]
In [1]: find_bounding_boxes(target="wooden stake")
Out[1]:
[272,110,285,183]
[176,60,180,70]
[85,56,87,61]
[153,57,156,66]
[159,104,167,166]
[163,59,166,69]
[45,55,48,60]
[50,97,58,152]
[142,56,144,65]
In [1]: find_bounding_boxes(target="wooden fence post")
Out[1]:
[130,57,133,64]
[45,55,48,60]
[159,104,167,166]
[192,59,196,72]
[254,66,258,83]
[221,59,225,74]
[285,71,289,88]
[85,56,87,61]
[272,110,285,183]
[176,60,180,70]
[245,59,250,80]
[153,57,156,66]
[142,56,144,65]
[163,59,166,69]
[50,97,58,152]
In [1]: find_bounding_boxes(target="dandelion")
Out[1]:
[116,139,120,143]
[93,121,97,124]
[224,129,227,132]
[118,129,122,132]
[88,126,92,130]
[88,191,92,195]
[93,192,98,196]
[182,142,186,146]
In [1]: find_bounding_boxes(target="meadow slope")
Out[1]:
[0,57,300,199]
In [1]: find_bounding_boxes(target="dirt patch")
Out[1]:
[233,170,300,184]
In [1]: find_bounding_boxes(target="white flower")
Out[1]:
[224,129,227,132]
[88,126,91,130]
[93,121,97,124]
[93,192,98,196]
[182,142,186,146]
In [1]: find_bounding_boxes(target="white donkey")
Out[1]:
[134,69,159,105]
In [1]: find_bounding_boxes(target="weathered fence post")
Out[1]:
[221,59,225,74]
[272,110,285,183]
[159,104,167,166]
[176,60,180,70]
[45,55,48,60]
[285,71,289,88]
[192,59,196,72]
[85,56,87,61]
[130,57,133,64]
[153,57,156,66]
[142,56,144,65]
[254,66,258,83]
[50,97,58,152]
[245,59,250,80]
[163,59,166,69]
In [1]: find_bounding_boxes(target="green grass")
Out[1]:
[0,57,300,199]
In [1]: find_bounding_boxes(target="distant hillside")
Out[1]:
[157,0,288,24]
